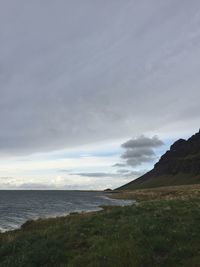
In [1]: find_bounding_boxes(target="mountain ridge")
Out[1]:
[117,129,200,190]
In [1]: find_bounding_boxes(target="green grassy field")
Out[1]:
[0,185,200,267]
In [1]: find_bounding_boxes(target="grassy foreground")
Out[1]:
[0,186,200,266]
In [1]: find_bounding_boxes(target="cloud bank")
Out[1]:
[69,169,146,180]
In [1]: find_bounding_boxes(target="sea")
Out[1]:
[0,190,133,232]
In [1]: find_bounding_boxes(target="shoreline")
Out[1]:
[2,183,199,233]
[0,193,134,233]
[0,184,200,266]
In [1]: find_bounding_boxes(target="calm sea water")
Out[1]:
[0,190,133,232]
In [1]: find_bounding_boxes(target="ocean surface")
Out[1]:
[0,190,133,232]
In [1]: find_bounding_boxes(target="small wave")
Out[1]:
[0,191,135,232]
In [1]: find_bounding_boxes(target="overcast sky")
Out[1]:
[0,0,200,189]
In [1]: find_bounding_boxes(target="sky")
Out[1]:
[0,0,200,189]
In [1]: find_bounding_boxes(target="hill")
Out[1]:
[117,129,200,190]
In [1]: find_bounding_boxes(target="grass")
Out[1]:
[111,183,200,201]
[117,173,200,190]
[0,185,200,266]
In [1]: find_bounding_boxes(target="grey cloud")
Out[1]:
[70,172,114,178]
[119,136,163,167]
[0,1,199,155]
[70,171,134,178]
[126,156,154,167]
[122,136,164,149]
[71,169,145,179]
[117,169,130,174]
[121,147,155,159]
[112,163,127,168]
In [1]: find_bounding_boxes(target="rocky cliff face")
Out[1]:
[154,130,200,176]
[117,130,200,190]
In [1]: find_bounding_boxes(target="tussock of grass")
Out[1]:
[0,185,200,266]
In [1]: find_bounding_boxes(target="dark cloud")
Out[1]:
[122,136,163,149]
[0,1,199,155]
[121,147,155,159]
[126,157,153,167]
[119,136,163,167]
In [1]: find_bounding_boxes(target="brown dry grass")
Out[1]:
[110,184,200,202]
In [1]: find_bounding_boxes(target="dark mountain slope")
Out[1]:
[117,129,200,190]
